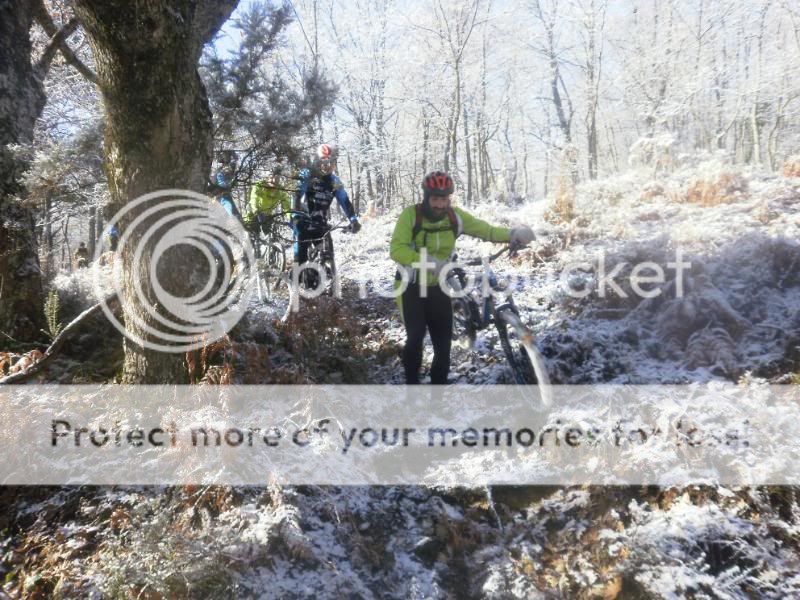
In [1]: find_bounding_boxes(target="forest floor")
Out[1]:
[2,159,800,598]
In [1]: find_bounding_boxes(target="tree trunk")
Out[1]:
[421,112,430,175]
[503,115,517,197]
[0,0,46,342]
[450,65,461,173]
[87,204,96,258]
[750,104,762,166]
[583,0,603,180]
[62,216,71,271]
[522,132,530,199]
[43,189,54,278]
[462,103,473,206]
[750,0,771,166]
[74,0,237,383]
[95,205,104,245]
[444,109,453,172]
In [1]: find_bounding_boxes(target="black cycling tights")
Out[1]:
[401,282,453,384]
[294,222,329,264]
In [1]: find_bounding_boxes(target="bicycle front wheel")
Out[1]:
[321,256,339,296]
[452,297,477,349]
[495,307,539,385]
[266,242,286,272]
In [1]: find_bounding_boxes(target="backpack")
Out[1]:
[396,204,463,283]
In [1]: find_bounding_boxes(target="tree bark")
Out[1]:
[0,0,47,343]
[74,0,238,383]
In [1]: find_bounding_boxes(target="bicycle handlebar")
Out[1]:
[459,242,527,266]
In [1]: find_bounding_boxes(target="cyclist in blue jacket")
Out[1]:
[211,150,242,220]
[292,143,361,266]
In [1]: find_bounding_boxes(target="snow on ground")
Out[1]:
[6,161,800,598]
[255,158,799,387]
[46,158,799,387]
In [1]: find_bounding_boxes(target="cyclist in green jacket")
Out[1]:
[390,170,534,384]
[244,170,291,236]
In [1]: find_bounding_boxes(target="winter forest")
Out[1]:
[2,0,800,597]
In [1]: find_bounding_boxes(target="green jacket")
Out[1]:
[390,205,510,286]
[249,183,290,215]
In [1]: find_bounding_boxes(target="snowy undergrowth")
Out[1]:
[6,162,800,598]
[324,161,799,386]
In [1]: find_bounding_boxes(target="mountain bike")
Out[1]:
[249,214,288,273]
[247,213,292,302]
[292,213,352,296]
[444,243,551,390]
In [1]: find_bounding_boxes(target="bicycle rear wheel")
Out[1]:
[495,307,539,385]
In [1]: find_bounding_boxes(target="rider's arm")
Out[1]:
[390,206,420,265]
[456,208,511,243]
[293,170,309,213]
[332,176,357,221]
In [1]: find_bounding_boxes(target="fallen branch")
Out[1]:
[0,293,119,385]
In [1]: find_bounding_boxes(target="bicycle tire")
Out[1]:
[298,264,320,292]
[321,256,339,297]
[266,242,286,272]
[321,233,338,296]
[301,244,318,291]
[495,308,538,385]
[452,297,477,349]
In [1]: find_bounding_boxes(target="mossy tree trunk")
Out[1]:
[74,0,238,383]
[0,0,46,343]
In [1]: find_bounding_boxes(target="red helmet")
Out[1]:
[421,171,454,196]
[317,144,338,175]
[317,143,338,161]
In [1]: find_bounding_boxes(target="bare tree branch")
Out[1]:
[33,0,98,84]
[35,17,79,77]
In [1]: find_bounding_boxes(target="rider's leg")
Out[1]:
[294,223,311,264]
[426,284,453,385]
[401,282,426,384]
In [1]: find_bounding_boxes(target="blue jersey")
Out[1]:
[215,167,234,202]
[296,169,356,222]
[214,166,240,219]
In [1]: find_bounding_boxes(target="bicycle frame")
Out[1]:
[301,219,349,259]
[446,245,552,398]
[291,213,350,295]
[447,250,518,333]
